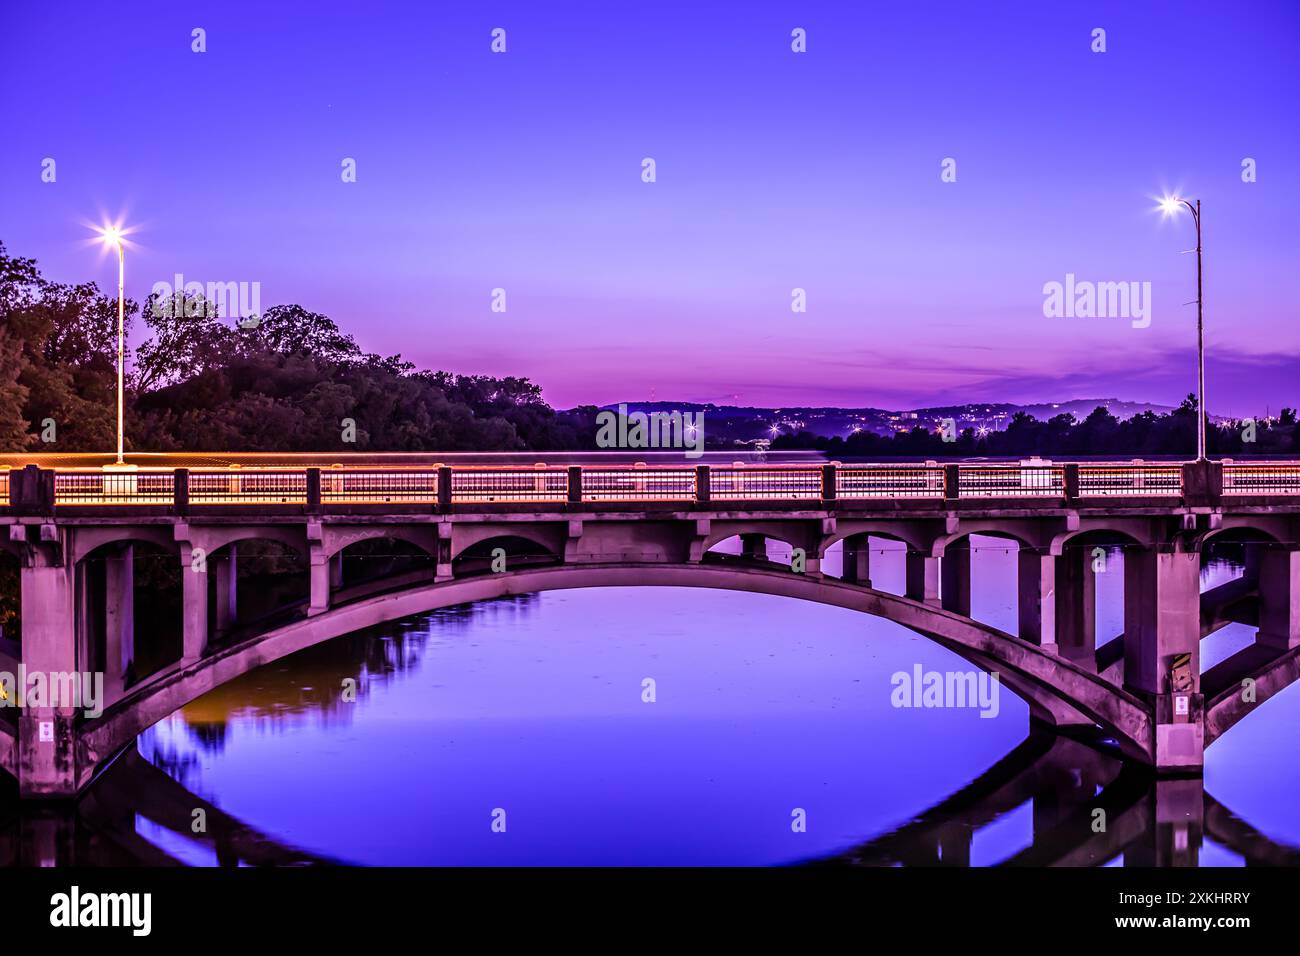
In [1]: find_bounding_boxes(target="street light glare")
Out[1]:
[93,222,131,249]
[1158,195,1183,216]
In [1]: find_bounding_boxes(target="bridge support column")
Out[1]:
[740,534,767,562]
[181,549,208,662]
[214,545,238,636]
[1255,546,1300,650]
[842,533,871,586]
[103,543,134,696]
[17,542,80,799]
[1056,546,1096,668]
[329,551,345,590]
[308,544,330,616]
[905,552,940,606]
[940,540,971,616]
[1017,549,1057,653]
[1124,546,1203,772]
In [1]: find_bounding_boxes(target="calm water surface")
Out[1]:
[4,538,1299,866]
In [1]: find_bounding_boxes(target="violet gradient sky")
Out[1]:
[2,0,1298,415]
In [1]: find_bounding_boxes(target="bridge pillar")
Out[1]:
[905,551,940,606]
[740,534,767,562]
[329,551,345,590]
[17,542,80,799]
[181,548,208,662]
[308,544,330,616]
[1017,549,1057,653]
[103,543,135,696]
[940,539,971,616]
[1055,546,1096,668]
[1255,546,1300,650]
[935,823,972,866]
[842,533,871,586]
[214,545,238,636]
[1124,546,1203,771]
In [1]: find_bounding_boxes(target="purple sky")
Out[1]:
[2,0,1298,415]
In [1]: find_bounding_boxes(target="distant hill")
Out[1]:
[591,398,1193,444]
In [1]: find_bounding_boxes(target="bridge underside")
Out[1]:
[3,505,1299,799]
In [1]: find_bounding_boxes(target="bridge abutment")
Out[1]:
[841,533,872,586]
[181,547,207,662]
[940,540,971,615]
[103,544,135,697]
[905,551,940,606]
[1255,546,1300,650]
[1056,546,1097,668]
[214,545,238,637]
[1017,549,1058,654]
[1123,546,1204,771]
[16,542,80,799]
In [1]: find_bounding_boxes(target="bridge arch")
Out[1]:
[193,527,308,559]
[323,526,438,561]
[820,525,930,556]
[76,563,1156,785]
[449,526,562,563]
[702,527,808,556]
[71,526,176,566]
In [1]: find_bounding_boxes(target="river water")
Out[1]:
[3,538,1299,866]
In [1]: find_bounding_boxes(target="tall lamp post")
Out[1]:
[95,225,127,465]
[1159,195,1206,461]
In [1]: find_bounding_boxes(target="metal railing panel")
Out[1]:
[837,465,945,499]
[54,470,176,506]
[1077,465,1182,497]
[320,470,438,504]
[958,465,1064,498]
[188,470,308,504]
[709,467,822,500]
[450,469,568,503]
[1222,463,1300,495]
[581,468,696,502]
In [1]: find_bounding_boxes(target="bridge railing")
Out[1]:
[1222,462,1300,495]
[32,459,1300,510]
[837,464,945,499]
[188,469,307,504]
[1077,463,1182,497]
[708,465,823,500]
[451,467,569,503]
[581,467,696,502]
[958,464,1063,498]
[53,469,176,505]
[320,469,439,504]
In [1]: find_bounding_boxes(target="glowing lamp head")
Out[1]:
[95,224,126,249]
[1159,196,1184,217]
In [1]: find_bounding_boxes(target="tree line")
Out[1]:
[772,400,1300,458]
[0,241,600,453]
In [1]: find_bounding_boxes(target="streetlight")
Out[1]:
[94,224,128,465]
[1158,195,1207,461]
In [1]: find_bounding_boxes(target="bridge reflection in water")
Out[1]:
[3,729,1297,867]
[821,730,1300,867]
